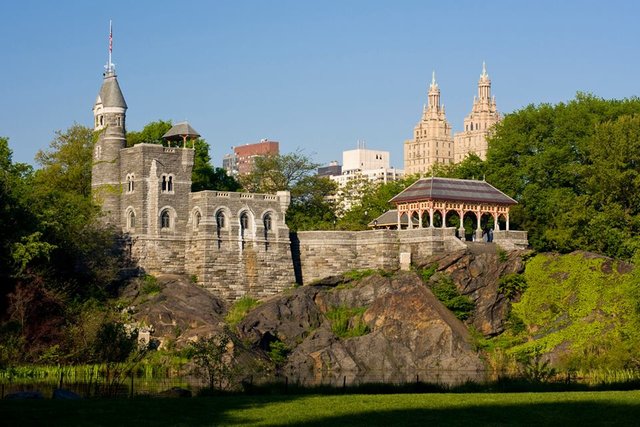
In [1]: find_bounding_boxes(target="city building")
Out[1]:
[403,64,500,174]
[453,63,500,163]
[403,72,454,175]
[222,139,279,177]
[317,160,342,178]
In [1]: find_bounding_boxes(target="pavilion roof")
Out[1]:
[389,177,517,206]
[162,121,201,141]
[367,209,417,227]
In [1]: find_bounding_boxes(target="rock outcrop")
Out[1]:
[123,274,228,348]
[421,245,529,336]
[237,272,484,377]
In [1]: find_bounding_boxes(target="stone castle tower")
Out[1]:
[403,64,500,174]
[453,62,500,162]
[403,72,454,175]
[92,65,127,226]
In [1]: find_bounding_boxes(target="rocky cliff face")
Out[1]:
[421,244,529,336]
[237,272,484,377]
[126,247,529,378]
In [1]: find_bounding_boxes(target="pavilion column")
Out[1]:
[418,209,423,229]
[506,212,510,231]
[441,210,446,228]
[397,210,402,230]
[458,210,465,239]
[429,209,434,228]
[492,212,498,230]
[475,210,482,241]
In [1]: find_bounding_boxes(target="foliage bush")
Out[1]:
[343,269,378,281]
[430,277,475,321]
[141,275,161,295]
[418,265,438,282]
[325,306,369,338]
[267,340,290,368]
[225,296,260,326]
[497,273,528,299]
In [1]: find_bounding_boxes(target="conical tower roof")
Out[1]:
[96,72,127,109]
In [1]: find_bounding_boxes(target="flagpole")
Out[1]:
[108,20,113,72]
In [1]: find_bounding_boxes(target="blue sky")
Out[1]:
[2,0,639,169]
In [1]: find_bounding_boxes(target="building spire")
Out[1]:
[105,20,115,74]
[431,70,437,88]
[481,61,487,78]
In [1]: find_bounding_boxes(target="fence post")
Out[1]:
[59,369,64,389]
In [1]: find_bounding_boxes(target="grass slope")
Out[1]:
[2,391,640,426]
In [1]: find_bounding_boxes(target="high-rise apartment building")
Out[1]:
[403,64,499,174]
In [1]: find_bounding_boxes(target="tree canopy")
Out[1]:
[438,93,640,259]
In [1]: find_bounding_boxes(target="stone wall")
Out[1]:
[294,227,468,284]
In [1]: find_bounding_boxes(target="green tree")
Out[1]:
[287,175,338,231]
[126,119,172,147]
[484,93,640,257]
[239,151,318,194]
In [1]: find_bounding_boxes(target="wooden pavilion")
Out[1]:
[388,177,517,239]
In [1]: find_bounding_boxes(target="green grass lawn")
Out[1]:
[2,391,639,426]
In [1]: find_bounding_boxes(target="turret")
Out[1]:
[91,22,127,227]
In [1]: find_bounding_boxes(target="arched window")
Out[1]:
[216,211,225,231]
[263,213,272,232]
[128,210,136,229]
[160,210,171,229]
[193,211,201,230]
[240,212,249,236]
[126,174,135,193]
[161,174,174,193]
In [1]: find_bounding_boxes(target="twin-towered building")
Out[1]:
[404,63,500,174]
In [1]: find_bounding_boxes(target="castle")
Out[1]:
[404,63,500,174]
[91,61,526,301]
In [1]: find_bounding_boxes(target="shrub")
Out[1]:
[225,296,260,326]
[343,269,378,281]
[418,265,438,283]
[498,273,528,299]
[497,249,509,262]
[430,277,475,321]
[268,340,290,368]
[325,306,369,338]
[141,275,161,295]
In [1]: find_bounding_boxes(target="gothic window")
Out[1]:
[263,213,272,232]
[128,210,136,229]
[160,210,171,229]
[126,174,135,193]
[240,212,250,240]
[161,174,175,193]
[216,210,226,230]
[193,211,201,230]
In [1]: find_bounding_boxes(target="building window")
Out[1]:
[263,213,272,232]
[160,210,171,229]
[126,174,135,193]
[240,212,249,236]
[161,174,175,193]
[193,211,201,230]
[128,210,136,229]
[216,211,225,230]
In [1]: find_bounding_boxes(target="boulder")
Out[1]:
[127,274,228,348]
[285,273,484,374]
